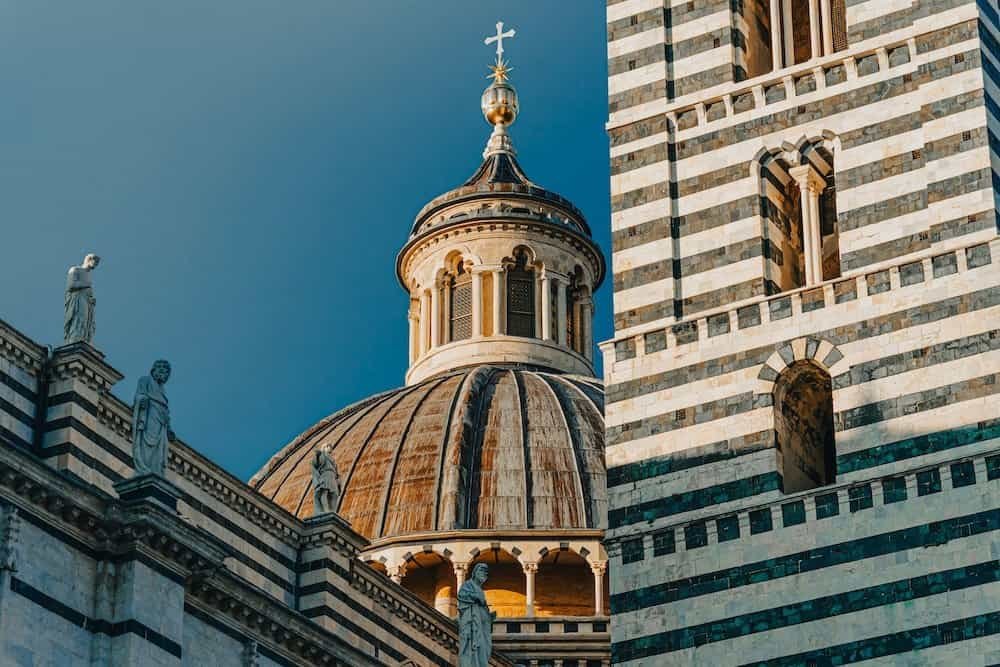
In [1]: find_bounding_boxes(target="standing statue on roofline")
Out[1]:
[132,360,174,477]
[64,253,101,345]
[311,448,341,515]
[458,562,496,667]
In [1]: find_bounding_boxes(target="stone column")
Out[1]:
[523,562,538,617]
[782,0,795,66]
[407,308,419,364]
[540,273,552,341]
[809,0,822,59]
[789,165,825,286]
[454,561,469,592]
[555,278,568,347]
[441,281,451,345]
[492,267,505,336]
[821,0,834,54]
[419,291,430,354]
[807,180,824,282]
[471,270,484,337]
[770,0,784,71]
[430,283,441,348]
[592,561,608,616]
[580,296,594,363]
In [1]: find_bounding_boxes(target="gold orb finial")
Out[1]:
[481,21,519,129]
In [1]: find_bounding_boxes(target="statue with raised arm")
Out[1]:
[131,360,174,477]
[458,563,496,667]
[311,449,341,515]
[63,253,101,345]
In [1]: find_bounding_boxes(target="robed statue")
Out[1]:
[132,360,174,477]
[458,563,496,667]
[64,254,101,345]
[311,449,341,515]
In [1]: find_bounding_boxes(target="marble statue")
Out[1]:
[458,563,496,667]
[63,254,101,345]
[131,360,174,477]
[311,449,341,515]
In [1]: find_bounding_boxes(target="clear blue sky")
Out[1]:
[0,1,610,480]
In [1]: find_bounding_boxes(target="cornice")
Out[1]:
[49,343,124,392]
[168,444,304,548]
[0,319,46,377]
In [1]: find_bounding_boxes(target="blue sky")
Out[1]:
[0,1,610,480]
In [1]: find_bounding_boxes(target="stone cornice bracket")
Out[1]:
[0,320,45,376]
[0,506,20,572]
[242,640,260,667]
[49,342,124,392]
[302,512,367,558]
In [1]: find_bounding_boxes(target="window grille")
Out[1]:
[832,0,848,52]
[507,254,536,338]
[566,286,576,351]
[450,270,473,341]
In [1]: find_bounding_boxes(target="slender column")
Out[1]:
[492,268,505,336]
[430,284,441,348]
[419,291,430,354]
[782,0,795,66]
[580,296,594,362]
[591,561,607,617]
[441,281,451,345]
[808,182,824,282]
[523,562,538,617]
[471,270,484,337]
[555,278,568,346]
[820,0,833,54]
[540,273,552,340]
[770,0,784,71]
[789,165,821,285]
[407,309,418,364]
[454,562,469,592]
[534,272,543,337]
[808,0,821,60]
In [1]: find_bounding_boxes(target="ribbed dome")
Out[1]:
[251,366,606,541]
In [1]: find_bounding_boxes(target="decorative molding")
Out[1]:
[0,506,20,572]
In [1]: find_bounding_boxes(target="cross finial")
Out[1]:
[485,21,516,61]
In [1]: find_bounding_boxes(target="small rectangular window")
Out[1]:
[684,522,708,550]
[652,530,675,556]
[621,537,644,564]
[564,622,579,633]
[629,15,638,26]
[534,622,550,634]
[717,516,740,542]
[506,622,521,633]
[987,455,1000,480]
[917,469,942,496]
[815,492,840,519]
[627,59,637,71]
[848,484,873,512]
[782,501,806,527]
[950,461,976,488]
[750,508,774,534]
[882,477,908,504]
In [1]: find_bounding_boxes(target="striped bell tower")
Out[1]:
[602,0,1000,664]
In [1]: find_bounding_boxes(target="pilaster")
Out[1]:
[42,342,129,493]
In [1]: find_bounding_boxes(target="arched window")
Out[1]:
[449,262,473,342]
[506,250,536,338]
[761,147,840,293]
[740,0,849,78]
[774,361,836,493]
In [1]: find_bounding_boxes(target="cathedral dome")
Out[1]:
[250,365,606,541]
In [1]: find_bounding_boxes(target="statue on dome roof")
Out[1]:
[311,448,341,515]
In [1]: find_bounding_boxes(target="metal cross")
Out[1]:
[485,21,516,60]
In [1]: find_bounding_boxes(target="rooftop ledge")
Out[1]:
[602,237,1000,363]
[605,4,976,131]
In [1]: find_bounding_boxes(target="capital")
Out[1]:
[788,164,826,194]
[522,561,538,575]
[590,560,608,576]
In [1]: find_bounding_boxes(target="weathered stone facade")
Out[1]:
[0,322,515,666]
[604,0,1000,664]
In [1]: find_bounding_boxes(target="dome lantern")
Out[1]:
[395,25,605,385]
